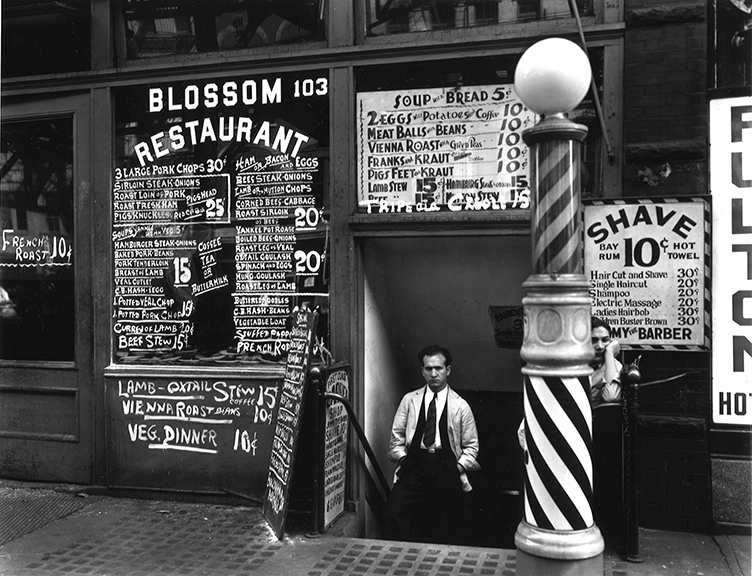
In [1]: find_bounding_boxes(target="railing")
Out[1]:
[621,356,694,562]
[308,367,391,536]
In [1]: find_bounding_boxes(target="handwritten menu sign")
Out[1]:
[106,373,279,497]
[263,307,317,539]
[584,198,709,349]
[322,364,350,529]
[356,84,536,213]
[112,72,329,366]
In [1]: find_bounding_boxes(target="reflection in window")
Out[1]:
[366,0,593,35]
[0,119,75,362]
[1,0,90,77]
[123,0,325,60]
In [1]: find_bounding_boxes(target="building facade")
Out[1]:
[1,0,749,543]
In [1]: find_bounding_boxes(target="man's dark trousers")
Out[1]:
[385,398,467,543]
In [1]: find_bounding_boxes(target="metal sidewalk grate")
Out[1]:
[0,487,91,547]
[17,499,282,576]
[307,541,517,576]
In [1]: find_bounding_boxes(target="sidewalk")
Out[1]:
[0,481,749,576]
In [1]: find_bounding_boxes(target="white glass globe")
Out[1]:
[514,38,592,116]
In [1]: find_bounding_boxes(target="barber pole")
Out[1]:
[515,114,604,574]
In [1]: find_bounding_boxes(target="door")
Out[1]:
[0,94,94,483]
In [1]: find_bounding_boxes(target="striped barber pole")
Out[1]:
[523,373,594,530]
[529,139,583,275]
[517,117,597,540]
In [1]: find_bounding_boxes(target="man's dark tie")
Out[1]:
[423,392,436,447]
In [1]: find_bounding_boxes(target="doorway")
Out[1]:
[362,234,529,547]
[0,94,94,483]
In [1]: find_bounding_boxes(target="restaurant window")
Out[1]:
[365,0,593,35]
[1,0,90,77]
[121,0,326,60]
[355,53,604,216]
[0,118,76,361]
[112,71,330,366]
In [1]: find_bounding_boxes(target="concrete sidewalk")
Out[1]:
[0,482,749,576]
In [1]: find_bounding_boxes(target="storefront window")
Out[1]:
[113,71,330,366]
[355,54,603,214]
[1,0,90,77]
[0,118,75,361]
[365,0,593,35]
[712,0,751,89]
[122,0,325,60]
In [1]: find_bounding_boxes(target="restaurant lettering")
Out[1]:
[111,72,329,366]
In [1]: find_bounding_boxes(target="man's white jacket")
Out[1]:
[387,385,480,492]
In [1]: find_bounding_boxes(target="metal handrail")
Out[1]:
[323,392,392,499]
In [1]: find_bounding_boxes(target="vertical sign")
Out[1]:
[322,364,350,529]
[710,96,752,425]
[263,306,318,539]
[583,198,709,349]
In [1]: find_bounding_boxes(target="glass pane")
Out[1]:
[1,0,90,77]
[711,0,751,89]
[0,118,75,361]
[123,0,325,60]
[366,0,593,36]
[112,71,330,366]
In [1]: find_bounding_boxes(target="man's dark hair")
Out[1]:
[591,316,612,334]
[417,344,452,367]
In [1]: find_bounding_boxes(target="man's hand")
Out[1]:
[605,339,620,357]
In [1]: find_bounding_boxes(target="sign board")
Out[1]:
[112,71,329,367]
[322,363,350,529]
[263,307,318,539]
[106,373,278,497]
[710,96,752,425]
[488,305,524,348]
[356,85,536,213]
[583,198,709,349]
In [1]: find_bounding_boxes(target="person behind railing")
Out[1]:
[384,344,480,544]
[590,315,622,407]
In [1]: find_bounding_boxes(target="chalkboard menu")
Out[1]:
[263,307,317,539]
[106,372,279,497]
[584,198,709,350]
[112,72,330,366]
[356,84,536,213]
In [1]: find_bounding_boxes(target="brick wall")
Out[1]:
[623,0,708,197]
[628,350,712,532]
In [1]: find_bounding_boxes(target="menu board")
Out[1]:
[106,373,279,497]
[584,198,709,349]
[112,72,329,366]
[322,363,350,529]
[263,307,317,539]
[356,84,536,213]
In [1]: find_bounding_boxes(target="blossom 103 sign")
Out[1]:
[584,198,709,350]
